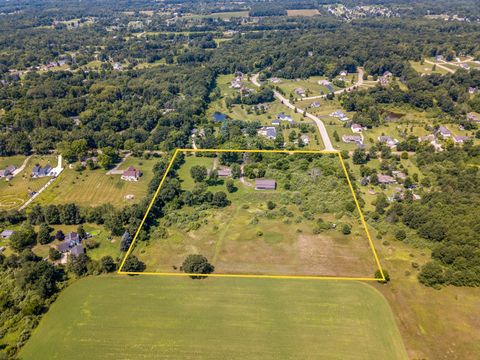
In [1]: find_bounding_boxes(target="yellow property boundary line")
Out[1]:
[118,148,385,282]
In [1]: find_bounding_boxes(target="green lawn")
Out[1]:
[34,158,159,208]
[20,276,407,360]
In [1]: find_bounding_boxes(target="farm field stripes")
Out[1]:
[20,276,408,360]
[119,149,385,281]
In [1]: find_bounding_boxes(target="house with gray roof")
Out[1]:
[257,126,277,139]
[255,179,276,190]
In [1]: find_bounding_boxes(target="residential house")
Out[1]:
[277,112,293,122]
[257,126,277,139]
[310,101,321,108]
[294,87,305,97]
[392,171,407,180]
[331,110,346,118]
[65,232,80,244]
[468,87,478,95]
[32,164,52,178]
[435,125,452,138]
[70,244,85,257]
[351,124,363,133]
[121,166,142,181]
[271,119,280,126]
[377,174,397,185]
[325,84,334,93]
[0,230,14,239]
[339,70,348,76]
[378,135,399,148]
[418,134,436,142]
[255,179,276,190]
[318,79,330,86]
[300,134,310,145]
[342,135,363,145]
[383,71,393,78]
[453,135,469,144]
[467,112,479,122]
[435,55,443,61]
[0,165,16,178]
[269,77,281,84]
[217,168,232,177]
[459,63,470,70]
[113,62,122,71]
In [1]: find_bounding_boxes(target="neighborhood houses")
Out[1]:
[32,164,52,178]
[54,231,86,262]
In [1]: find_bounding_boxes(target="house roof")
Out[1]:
[217,168,231,176]
[0,230,14,238]
[351,124,362,130]
[255,179,276,189]
[378,174,396,184]
[436,125,452,135]
[123,166,140,178]
[70,244,85,257]
[55,241,71,253]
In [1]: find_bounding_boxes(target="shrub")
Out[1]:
[395,229,407,241]
[341,224,351,235]
[375,269,390,283]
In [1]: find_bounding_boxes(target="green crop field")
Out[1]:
[34,158,159,208]
[20,276,408,360]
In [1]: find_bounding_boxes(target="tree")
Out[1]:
[100,256,116,273]
[44,205,60,224]
[37,223,53,245]
[225,179,236,193]
[120,231,133,252]
[190,165,208,183]
[352,148,368,164]
[55,230,65,241]
[122,255,146,272]
[231,163,241,178]
[77,224,86,239]
[342,224,351,235]
[181,254,214,278]
[212,191,230,207]
[67,253,90,277]
[49,247,61,261]
[418,261,445,287]
[10,225,37,252]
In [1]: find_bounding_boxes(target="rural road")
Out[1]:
[106,152,131,175]
[424,60,455,74]
[12,155,32,177]
[251,73,335,150]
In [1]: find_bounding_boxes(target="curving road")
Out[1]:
[251,74,335,150]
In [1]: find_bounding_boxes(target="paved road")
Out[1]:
[302,68,364,100]
[251,74,335,150]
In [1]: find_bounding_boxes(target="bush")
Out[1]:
[341,224,351,235]
[375,269,390,283]
[267,201,276,210]
[395,229,407,241]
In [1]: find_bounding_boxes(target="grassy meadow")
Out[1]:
[34,157,159,208]
[132,152,378,277]
[20,276,408,360]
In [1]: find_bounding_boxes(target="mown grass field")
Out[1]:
[20,276,408,360]
[34,158,159,208]
[287,9,320,16]
[133,153,378,277]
